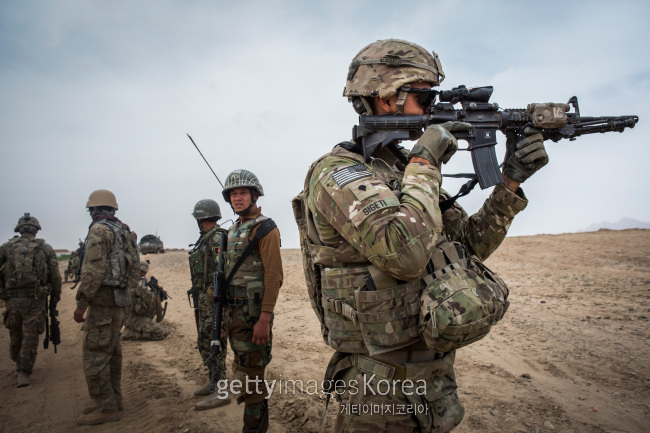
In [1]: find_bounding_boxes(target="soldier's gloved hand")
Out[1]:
[409,122,472,168]
[504,127,549,183]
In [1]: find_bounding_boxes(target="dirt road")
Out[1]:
[1,229,648,432]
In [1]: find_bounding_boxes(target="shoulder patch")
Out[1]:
[331,163,371,187]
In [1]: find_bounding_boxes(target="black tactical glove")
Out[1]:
[409,122,472,168]
[504,127,549,183]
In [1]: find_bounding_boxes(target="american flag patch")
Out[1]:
[331,163,372,187]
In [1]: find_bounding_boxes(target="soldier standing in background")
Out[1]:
[221,170,283,433]
[294,39,549,432]
[122,260,168,341]
[73,189,140,426]
[64,251,80,282]
[0,213,61,387]
[188,199,231,410]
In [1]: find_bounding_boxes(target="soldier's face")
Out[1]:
[230,187,253,212]
[375,81,433,115]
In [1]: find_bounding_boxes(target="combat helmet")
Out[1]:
[192,199,222,221]
[343,39,445,114]
[222,169,264,203]
[139,260,149,273]
[86,189,118,209]
[14,213,41,233]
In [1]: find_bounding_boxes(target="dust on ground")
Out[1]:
[1,229,649,433]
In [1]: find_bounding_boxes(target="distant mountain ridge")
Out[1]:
[580,217,650,232]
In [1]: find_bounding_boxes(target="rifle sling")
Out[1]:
[224,218,277,291]
[439,177,479,213]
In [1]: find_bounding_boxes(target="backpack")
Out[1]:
[4,237,46,289]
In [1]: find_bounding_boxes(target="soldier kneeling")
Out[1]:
[122,260,168,341]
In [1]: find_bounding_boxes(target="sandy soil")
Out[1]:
[1,229,649,433]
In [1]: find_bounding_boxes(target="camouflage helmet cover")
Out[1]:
[139,260,149,273]
[343,39,445,99]
[86,189,118,209]
[222,169,264,202]
[14,212,41,232]
[192,199,222,220]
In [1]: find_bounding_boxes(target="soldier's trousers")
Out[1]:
[82,304,125,413]
[198,291,227,381]
[2,297,46,375]
[330,351,464,433]
[224,303,273,433]
[123,314,168,341]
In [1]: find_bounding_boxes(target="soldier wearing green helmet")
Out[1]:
[221,169,283,433]
[0,213,61,388]
[187,198,232,410]
[293,39,550,432]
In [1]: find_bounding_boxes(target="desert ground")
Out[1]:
[1,229,649,433]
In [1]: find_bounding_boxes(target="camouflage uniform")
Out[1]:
[294,39,531,432]
[65,254,80,281]
[1,231,62,378]
[123,276,168,341]
[223,211,282,433]
[76,217,140,414]
[189,225,228,380]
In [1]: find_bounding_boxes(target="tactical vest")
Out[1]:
[225,215,267,318]
[293,149,510,357]
[188,226,224,293]
[2,235,48,294]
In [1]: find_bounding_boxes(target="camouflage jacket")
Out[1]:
[0,233,62,300]
[189,225,228,297]
[307,144,528,279]
[76,218,140,309]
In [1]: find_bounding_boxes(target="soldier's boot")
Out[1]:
[77,411,120,426]
[194,391,232,410]
[16,372,31,388]
[193,382,212,397]
[82,402,124,415]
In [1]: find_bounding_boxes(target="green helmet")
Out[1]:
[343,39,445,114]
[222,169,264,202]
[14,212,41,232]
[192,199,222,220]
[86,189,118,209]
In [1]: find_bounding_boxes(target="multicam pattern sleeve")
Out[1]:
[442,183,528,261]
[75,224,113,309]
[309,149,444,281]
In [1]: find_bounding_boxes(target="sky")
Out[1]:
[1,0,648,250]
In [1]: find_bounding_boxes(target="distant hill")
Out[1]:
[580,217,650,232]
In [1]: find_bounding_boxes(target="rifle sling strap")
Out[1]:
[439,177,479,213]
[224,218,277,290]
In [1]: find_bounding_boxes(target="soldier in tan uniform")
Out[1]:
[73,190,140,426]
[222,170,283,433]
[293,39,549,432]
[122,260,168,341]
[0,213,61,387]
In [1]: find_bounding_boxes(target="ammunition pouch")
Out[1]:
[420,243,509,353]
[112,287,131,307]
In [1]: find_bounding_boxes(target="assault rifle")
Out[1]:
[148,276,171,321]
[209,231,227,393]
[187,286,200,332]
[353,85,639,190]
[43,294,61,353]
